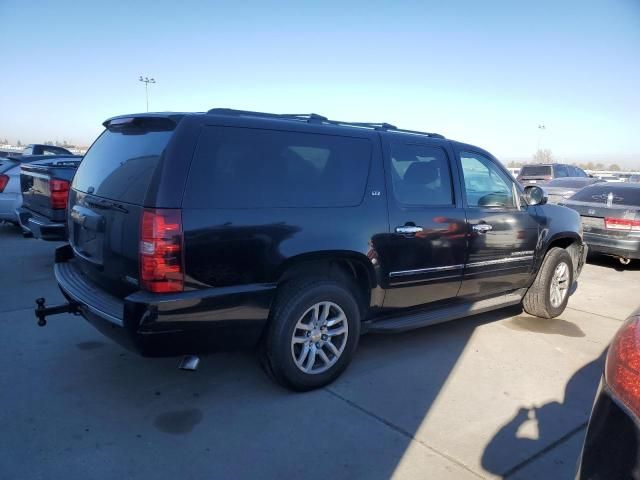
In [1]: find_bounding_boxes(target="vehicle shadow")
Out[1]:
[587,252,640,272]
[481,350,607,478]
[0,220,23,238]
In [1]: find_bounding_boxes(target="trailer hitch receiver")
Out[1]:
[35,297,80,326]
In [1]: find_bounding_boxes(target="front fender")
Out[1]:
[532,203,584,273]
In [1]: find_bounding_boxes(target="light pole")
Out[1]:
[138,76,156,112]
[537,122,546,152]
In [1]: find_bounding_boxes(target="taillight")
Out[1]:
[140,209,184,293]
[0,175,8,193]
[605,217,640,232]
[605,315,640,418]
[50,179,70,210]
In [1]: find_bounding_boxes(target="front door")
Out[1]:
[455,149,539,298]
[376,139,467,310]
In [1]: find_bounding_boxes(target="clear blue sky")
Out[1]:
[1,0,639,164]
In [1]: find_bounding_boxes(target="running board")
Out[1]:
[366,290,526,333]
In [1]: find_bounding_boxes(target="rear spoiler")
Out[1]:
[103,113,185,129]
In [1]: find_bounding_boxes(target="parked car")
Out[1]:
[628,174,640,184]
[0,154,79,224]
[516,163,589,186]
[576,308,640,479]
[16,157,82,240]
[594,173,625,183]
[559,183,640,265]
[542,177,604,204]
[35,109,587,391]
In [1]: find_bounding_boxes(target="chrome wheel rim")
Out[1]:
[291,301,348,375]
[550,261,570,308]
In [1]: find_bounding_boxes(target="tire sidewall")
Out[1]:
[269,282,360,390]
[542,250,573,317]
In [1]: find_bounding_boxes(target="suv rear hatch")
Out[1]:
[68,116,179,298]
[517,165,553,185]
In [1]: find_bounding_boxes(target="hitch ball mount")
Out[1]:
[35,297,80,326]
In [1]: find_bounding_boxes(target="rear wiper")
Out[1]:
[87,198,129,213]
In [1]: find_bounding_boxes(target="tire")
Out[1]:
[260,278,360,391]
[523,247,573,319]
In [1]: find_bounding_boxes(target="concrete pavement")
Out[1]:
[0,222,637,479]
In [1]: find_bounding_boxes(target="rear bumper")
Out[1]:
[16,207,66,241]
[584,232,640,259]
[53,245,274,356]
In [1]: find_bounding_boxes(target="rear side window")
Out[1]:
[389,143,453,206]
[571,185,640,206]
[555,165,569,177]
[72,118,175,204]
[520,165,552,177]
[184,126,371,208]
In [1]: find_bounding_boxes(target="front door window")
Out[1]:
[460,152,515,209]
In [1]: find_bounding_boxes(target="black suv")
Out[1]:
[37,109,587,391]
[517,163,589,186]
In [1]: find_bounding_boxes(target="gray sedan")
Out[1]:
[543,177,604,203]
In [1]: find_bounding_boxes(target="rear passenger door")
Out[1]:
[455,150,539,298]
[376,138,467,310]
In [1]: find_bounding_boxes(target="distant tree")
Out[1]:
[595,163,605,170]
[609,164,621,171]
[507,160,525,168]
[580,161,595,170]
[17,140,22,147]
[532,149,553,163]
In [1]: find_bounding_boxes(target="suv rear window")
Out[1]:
[571,185,640,206]
[72,118,175,204]
[519,165,552,177]
[184,126,371,208]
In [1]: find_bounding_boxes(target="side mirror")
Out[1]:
[524,185,548,206]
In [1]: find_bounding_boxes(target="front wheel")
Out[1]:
[260,279,360,391]
[523,247,573,319]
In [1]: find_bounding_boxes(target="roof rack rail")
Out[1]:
[207,108,328,122]
[206,108,445,139]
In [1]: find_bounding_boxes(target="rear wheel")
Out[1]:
[523,247,573,319]
[260,278,360,391]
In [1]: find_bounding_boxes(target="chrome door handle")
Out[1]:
[395,225,423,235]
[472,224,493,233]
